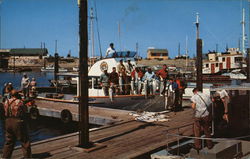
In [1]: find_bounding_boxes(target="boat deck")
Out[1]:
[9,108,194,159]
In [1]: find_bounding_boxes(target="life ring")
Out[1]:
[61,109,72,123]
[29,107,39,120]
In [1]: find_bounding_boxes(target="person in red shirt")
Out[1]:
[156,64,168,95]
[175,74,187,111]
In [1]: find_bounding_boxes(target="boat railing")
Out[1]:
[163,124,249,158]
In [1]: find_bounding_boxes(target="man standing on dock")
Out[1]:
[190,88,213,151]
[21,73,30,98]
[2,90,31,158]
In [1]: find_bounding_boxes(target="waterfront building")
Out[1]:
[203,48,244,74]
[147,48,169,60]
[0,49,10,69]
[9,48,48,67]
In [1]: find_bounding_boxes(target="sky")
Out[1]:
[1,0,249,58]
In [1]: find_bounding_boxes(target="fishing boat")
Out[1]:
[41,65,68,72]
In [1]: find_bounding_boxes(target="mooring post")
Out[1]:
[196,39,203,92]
[79,0,90,147]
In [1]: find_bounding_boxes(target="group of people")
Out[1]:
[0,73,38,158]
[100,62,187,111]
[190,88,230,152]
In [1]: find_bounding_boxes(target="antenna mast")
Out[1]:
[90,7,95,58]
[241,8,246,54]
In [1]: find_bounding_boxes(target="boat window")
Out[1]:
[88,77,102,89]
[106,51,136,58]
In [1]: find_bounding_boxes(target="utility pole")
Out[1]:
[195,12,203,92]
[79,0,90,148]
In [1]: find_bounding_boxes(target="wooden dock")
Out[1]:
[8,108,194,159]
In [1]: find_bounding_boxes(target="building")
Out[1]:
[203,48,244,74]
[147,48,169,60]
[9,48,49,67]
[0,49,10,69]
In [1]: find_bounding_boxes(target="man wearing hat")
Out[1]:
[2,90,31,158]
[21,73,30,98]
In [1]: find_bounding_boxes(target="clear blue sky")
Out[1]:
[1,0,249,58]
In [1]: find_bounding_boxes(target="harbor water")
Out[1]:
[0,72,53,93]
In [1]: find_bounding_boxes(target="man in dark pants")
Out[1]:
[2,90,31,158]
[156,64,168,96]
[190,88,213,152]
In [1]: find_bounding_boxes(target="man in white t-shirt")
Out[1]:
[190,88,213,151]
[106,43,116,57]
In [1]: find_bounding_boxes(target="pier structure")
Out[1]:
[7,108,195,159]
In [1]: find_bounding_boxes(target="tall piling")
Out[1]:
[79,0,90,147]
[196,39,203,91]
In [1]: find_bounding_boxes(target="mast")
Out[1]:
[178,42,180,57]
[185,36,188,70]
[0,0,2,49]
[241,8,246,54]
[90,7,95,58]
[118,21,121,51]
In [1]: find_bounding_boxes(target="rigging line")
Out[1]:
[94,0,103,59]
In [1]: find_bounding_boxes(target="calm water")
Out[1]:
[0,72,79,149]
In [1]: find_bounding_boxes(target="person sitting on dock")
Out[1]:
[131,67,144,94]
[21,73,30,98]
[2,90,31,158]
[142,67,156,95]
[156,64,168,96]
[106,43,116,57]
[100,69,110,96]
[190,88,213,151]
[109,67,119,95]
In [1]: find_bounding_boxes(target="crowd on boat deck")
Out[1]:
[100,62,187,111]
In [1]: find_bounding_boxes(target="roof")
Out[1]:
[147,49,168,53]
[10,48,48,56]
